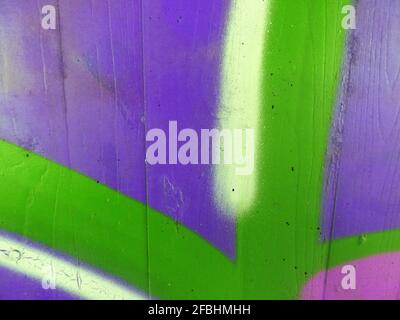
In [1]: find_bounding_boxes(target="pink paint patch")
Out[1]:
[302,252,400,300]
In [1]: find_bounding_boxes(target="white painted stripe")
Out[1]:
[0,234,146,300]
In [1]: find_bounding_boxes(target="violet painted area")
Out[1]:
[143,0,235,257]
[0,267,76,300]
[0,0,146,200]
[0,1,235,256]
[322,0,400,239]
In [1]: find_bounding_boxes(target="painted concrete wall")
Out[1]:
[0,0,399,300]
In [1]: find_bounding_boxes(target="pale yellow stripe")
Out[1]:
[215,0,271,216]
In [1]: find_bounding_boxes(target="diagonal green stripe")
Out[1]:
[0,138,149,292]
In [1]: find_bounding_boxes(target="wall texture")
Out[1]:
[0,0,399,300]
